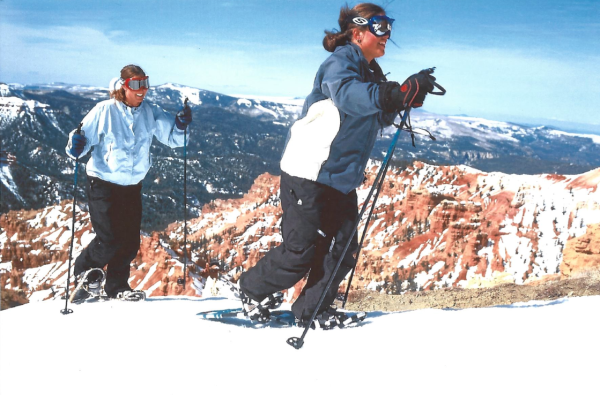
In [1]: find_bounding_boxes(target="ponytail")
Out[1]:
[322,3,386,52]
[322,30,353,52]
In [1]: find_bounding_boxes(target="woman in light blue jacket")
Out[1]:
[65,64,192,302]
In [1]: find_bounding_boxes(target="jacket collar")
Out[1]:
[347,42,369,66]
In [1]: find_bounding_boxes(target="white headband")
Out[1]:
[109,77,123,91]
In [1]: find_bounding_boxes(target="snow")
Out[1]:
[0,295,598,394]
[547,128,600,144]
[237,98,252,107]
[0,83,10,96]
[230,93,305,106]
[0,164,25,204]
[156,83,203,105]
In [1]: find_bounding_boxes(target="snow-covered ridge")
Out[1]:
[2,163,600,310]
[547,128,600,144]
[230,93,306,106]
[153,82,207,105]
[0,96,53,128]
[410,113,600,145]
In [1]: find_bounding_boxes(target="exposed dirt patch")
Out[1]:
[343,272,600,312]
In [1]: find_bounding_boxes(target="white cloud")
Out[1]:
[379,42,600,125]
[0,22,319,97]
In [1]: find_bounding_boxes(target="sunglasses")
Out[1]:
[352,15,395,37]
[123,76,150,91]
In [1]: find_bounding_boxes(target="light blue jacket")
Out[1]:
[66,99,186,186]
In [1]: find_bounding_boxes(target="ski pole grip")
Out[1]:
[75,122,85,136]
[180,97,189,114]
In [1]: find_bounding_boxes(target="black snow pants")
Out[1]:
[239,172,359,321]
[73,176,142,297]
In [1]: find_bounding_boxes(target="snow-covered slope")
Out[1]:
[0,295,598,395]
[3,162,599,308]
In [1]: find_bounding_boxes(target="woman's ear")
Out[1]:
[352,29,363,45]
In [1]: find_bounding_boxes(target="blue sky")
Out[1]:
[1,0,599,131]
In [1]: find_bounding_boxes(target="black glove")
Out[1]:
[380,70,435,112]
[175,105,192,130]
[68,131,87,158]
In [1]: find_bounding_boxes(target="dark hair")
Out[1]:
[323,3,386,52]
[110,64,146,103]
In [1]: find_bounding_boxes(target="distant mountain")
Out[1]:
[1,82,301,230]
[2,82,600,231]
[374,111,600,175]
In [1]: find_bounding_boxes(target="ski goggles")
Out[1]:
[351,15,394,37]
[123,76,150,91]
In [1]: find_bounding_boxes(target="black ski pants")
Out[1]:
[239,172,359,321]
[74,176,142,297]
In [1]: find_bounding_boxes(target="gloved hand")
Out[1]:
[175,105,192,130]
[68,131,87,158]
[393,70,435,109]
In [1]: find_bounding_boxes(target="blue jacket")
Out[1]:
[280,43,396,194]
[66,99,186,186]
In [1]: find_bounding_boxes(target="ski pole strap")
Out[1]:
[419,66,446,96]
[429,81,446,96]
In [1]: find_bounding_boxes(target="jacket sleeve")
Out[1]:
[150,103,187,148]
[320,51,383,117]
[65,104,103,159]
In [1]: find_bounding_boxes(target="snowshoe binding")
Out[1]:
[114,289,146,302]
[298,305,367,330]
[240,290,284,323]
[69,268,106,304]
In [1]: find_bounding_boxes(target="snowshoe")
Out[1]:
[297,305,367,330]
[197,308,297,327]
[240,290,284,323]
[329,306,367,328]
[114,289,146,302]
[69,268,106,304]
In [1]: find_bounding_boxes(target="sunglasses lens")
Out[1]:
[127,77,150,90]
[370,16,393,36]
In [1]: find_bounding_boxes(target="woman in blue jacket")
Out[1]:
[239,3,433,326]
[65,64,192,302]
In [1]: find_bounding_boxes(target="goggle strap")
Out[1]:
[351,17,369,26]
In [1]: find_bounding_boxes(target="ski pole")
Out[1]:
[176,98,190,290]
[341,154,389,308]
[341,69,447,307]
[61,123,84,315]
[286,109,411,349]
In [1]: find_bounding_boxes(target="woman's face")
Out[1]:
[356,14,390,62]
[360,30,388,62]
[123,75,148,107]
